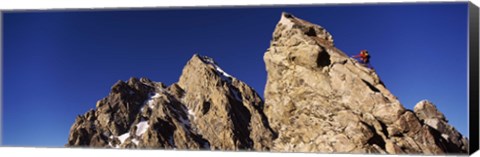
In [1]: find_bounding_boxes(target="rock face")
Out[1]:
[263,12,468,154]
[67,12,468,154]
[67,54,275,150]
[414,100,469,152]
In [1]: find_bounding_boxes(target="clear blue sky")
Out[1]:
[2,2,469,147]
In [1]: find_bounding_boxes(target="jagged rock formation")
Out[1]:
[263,12,468,154]
[67,54,275,150]
[413,100,469,152]
[67,12,468,154]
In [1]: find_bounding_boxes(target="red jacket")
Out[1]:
[353,53,368,59]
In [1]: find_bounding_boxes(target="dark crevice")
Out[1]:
[255,101,279,140]
[362,121,386,150]
[190,133,211,149]
[426,126,466,153]
[290,56,296,62]
[283,12,293,18]
[202,101,211,115]
[379,121,389,137]
[362,79,380,93]
[151,118,176,148]
[251,88,278,140]
[168,93,210,149]
[227,86,254,149]
[304,27,317,36]
[316,49,331,67]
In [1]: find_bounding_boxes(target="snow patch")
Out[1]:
[213,65,233,83]
[141,92,162,112]
[200,56,215,65]
[109,121,148,148]
[188,108,196,120]
[118,132,130,144]
[132,139,139,145]
[215,66,232,78]
[108,136,115,148]
[135,121,149,136]
[199,56,233,82]
[147,93,161,109]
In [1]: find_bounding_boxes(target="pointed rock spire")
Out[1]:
[263,13,467,154]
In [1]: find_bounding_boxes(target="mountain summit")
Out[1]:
[263,12,468,154]
[67,54,275,150]
[67,12,468,154]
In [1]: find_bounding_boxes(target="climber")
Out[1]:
[352,49,371,65]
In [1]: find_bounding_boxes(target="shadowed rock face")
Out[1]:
[67,12,468,154]
[263,12,468,154]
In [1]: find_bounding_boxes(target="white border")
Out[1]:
[0,0,473,10]
[0,0,476,157]
[0,147,425,157]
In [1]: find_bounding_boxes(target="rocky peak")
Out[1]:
[276,12,334,47]
[178,54,235,90]
[67,54,274,150]
[67,13,468,155]
[263,12,468,154]
[413,100,468,152]
[414,100,447,121]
